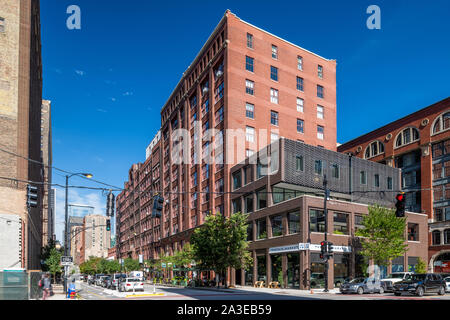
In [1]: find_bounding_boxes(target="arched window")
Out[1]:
[364,141,385,159]
[432,230,441,245]
[432,111,450,135]
[395,127,420,148]
[445,229,450,244]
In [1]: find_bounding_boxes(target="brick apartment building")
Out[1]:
[229,138,427,289]
[117,10,337,263]
[338,97,450,273]
[0,0,44,270]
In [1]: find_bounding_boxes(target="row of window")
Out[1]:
[244,97,324,119]
[246,32,323,79]
[244,124,323,142]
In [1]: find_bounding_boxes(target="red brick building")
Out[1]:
[117,10,337,264]
[338,97,450,272]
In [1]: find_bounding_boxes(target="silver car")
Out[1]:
[340,277,385,294]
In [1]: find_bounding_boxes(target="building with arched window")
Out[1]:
[338,97,450,273]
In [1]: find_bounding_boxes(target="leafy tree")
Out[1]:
[415,257,428,274]
[190,212,253,288]
[107,260,121,274]
[46,248,63,282]
[123,258,140,272]
[172,244,194,268]
[356,205,408,267]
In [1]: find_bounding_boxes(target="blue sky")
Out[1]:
[40,0,450,240]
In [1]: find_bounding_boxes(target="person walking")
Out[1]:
[42,274,51,300]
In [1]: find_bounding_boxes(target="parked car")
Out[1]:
[381,272,413,292]
[393,273,446,296]
[101,276,111,288]
[118,277,144,292]
[87,275,95,285]
[340,277,385,294]
[444,276,450,293]
[112,273,127,290]
[94,274,105,286]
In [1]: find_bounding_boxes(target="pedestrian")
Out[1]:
[42,274,51,300]
[67,278,76,299]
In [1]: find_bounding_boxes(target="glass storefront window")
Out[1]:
[334,254,350,287]
[245,268,253,286]
[271,215,283,237]
[271,254,283,286]
[309,209,325,233]
[333,212,349,235]
[256,219,267,240]
[392,256,404,273]
[408,257,419,272]
[310,253,325,288]
[355,253,367,278]
[257,255,266,282]
[287,253,300,289]
[288,211,300,234]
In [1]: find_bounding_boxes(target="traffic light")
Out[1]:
[320,241,327,260]
[395,193,406,217]
[26,184,38,208]
[106,190,115,217]
[106,219,111,231]
[327,242,333,254]
[152,195,164,218]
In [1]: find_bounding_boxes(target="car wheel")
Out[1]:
[357,287,364,295]
[416,286,424,297]
[379,287,384,294]
[438,286,445,296]
[394,292,401,296]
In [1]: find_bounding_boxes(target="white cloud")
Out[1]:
[110,97,116,102]
[96,108,107,113]
[122,91,133,96]
[75,70,85,76]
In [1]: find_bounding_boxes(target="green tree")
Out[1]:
[123,258,140,272]
[356,205,408,267]
[172,243,194,268]
[190,212,253,288]
[46,248,63,282]
[414,257,428,274]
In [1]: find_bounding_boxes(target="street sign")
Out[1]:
[61,256,73,266]
[161,263,166,268]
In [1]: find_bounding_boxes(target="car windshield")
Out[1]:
[444,277,450,282]
[405,274,426,281]
[349,278,365,284]
[387,273,405,279]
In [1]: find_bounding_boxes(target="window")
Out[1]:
[374,174,380,187]
[256,188,267,209]
[270,66,278,81]
[317,105,324,119]
[288,211,300,234]
[271,215,283,237]
[271,132,279,143]
[233,171,242,190]
[296,156,304,171]
[297,56,303,70]
[309,209,325,233]
[244,165,253,184]
[297,77,304,91]
[245,80,254,95]
[331,164,340,179]
[270,88,278,104]
[445,229,450,244]
[246,103,254,119]
[256,218,267,239]
[317,85,324,98]
[190,95,197,109]
[314,160,323,175]
[272,45,278,59]
[247,33,253,48]
[432,230,441,245]
[432,111,450,135]
[271,111,279,126]
[297,98,304,112]
[354,215,365,233]
[333,212,349,235]
[387,177,393,190]
[246,56,254,72]
[247,223,253,241]
[364,141,385,159]
[395,127,420,147]
[246,149,254,157]
[360,171,367,185]
[214,82,224,101]
[408,223,419,241]
[215,106,224,123]
[317,125,324,140]
[244,194,254,213]
[0,17,5,33]
[232,199,242,214]
[215,178,224,193]
[318,65,323,79]
[297,119,304,133]
[246,126,255,142]
[214,61,224,80]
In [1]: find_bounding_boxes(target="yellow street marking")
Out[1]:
[126,293,165,298]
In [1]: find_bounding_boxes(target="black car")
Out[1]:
[393,273,446,297]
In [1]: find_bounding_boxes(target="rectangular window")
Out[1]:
[331,164,340,179]
[297,77,304,91]
[270,88,279,104]
[272,45,278,59]
[256,218,267,239]
[232,199,241,214]
[244,165,253,184]
[245,79,254,95]
[374,174,380,187]
[314,160,323,175]
[297,119,304,133]
[297,56,303,70]
[288,211,300,234]
[387,177,393,190]
[270,66,278,81]
[309,209,325,233]
[233,171,242,190]
[244,194,254,213]
[271,111,279,126]
[317,105,324,119]
[317,85,324,98]
[0,17,5,33]
[215,106,224,123]
[297,98,304,112]
[333,212,349,235]
[215,178,224,193]
[256,188,267,209]
[246,56,254,72]
[354,214,365,233]
[214,82,224,101]
[246,149,254,157]
[247,33,253,48]
[246,126,255,142]
[318,65,323,79]
[271,215,283,237]
[408,223,419,241]
[317,125,324,140]
[296,156,304,171]
[271,132,279,143]
[246,103,254,119]
[360,171,367,185]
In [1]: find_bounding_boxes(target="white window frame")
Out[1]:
[297,98,304,113]
[246,126,255,142]
[317,105,324,119]
[270,88,279,104]
[317,125,324,140]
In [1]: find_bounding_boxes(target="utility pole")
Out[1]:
[323,175,329,293]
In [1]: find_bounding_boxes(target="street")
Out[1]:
[75,280,450,301]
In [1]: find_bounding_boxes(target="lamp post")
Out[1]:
[64,173,93,295]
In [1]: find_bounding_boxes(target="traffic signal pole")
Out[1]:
[323,175,329,293]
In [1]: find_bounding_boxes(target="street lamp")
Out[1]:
[64,172,93,295]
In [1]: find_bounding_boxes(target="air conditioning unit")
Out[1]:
[421,118,429,126]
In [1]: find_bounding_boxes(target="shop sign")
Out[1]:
[269,244,300,254]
